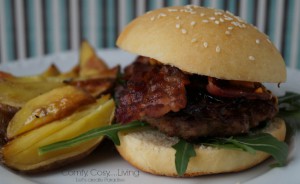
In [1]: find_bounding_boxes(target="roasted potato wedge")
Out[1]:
[1,63,60,81]
[0,71,14,79]
[67,78,115,98]
[66,66,119,97]
[6,86,95,139]
[0,79,65,108]
[90,65,120,79]
[1,96,115,172]
[79,41,108,78]
[40,64,61,77]
[57,65,80,79]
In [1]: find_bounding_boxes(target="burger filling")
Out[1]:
[115,57,278,140]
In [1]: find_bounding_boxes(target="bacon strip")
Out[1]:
[206,77,273,100]
[115,57,189,123]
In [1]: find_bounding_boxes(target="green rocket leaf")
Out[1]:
[172,139,196,176]
[39,121,149,155]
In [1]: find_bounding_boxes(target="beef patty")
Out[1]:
[115,57,278,139]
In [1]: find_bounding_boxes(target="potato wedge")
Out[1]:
[67,78,115,98]
[1,64,60,82]
[79,41,108,78]
[0,79,65,108]
[6,86,95,139]
[40,64,61,77]
[0,71,14,79]
[57,65,80,79]
[66,66,119,97]
[89,65,120,79]
[1,96,114,172]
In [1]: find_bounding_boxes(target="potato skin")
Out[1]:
[0,104,19,146]
[2,143,98,174]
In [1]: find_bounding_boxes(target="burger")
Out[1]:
[114,5,287,177]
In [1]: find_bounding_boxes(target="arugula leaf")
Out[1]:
[116,70,126,85]
[172,139,196,176]
[234,133,289,166]
[278,92,300,104]
[278,92,300,129]
[205,133,288,166]
[39,121,149,155]
[219,137,256,154]
[278,92,300,117]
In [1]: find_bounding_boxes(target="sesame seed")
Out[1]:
[267,39,272,43]
[202,20,209,23]
[190,21,196,26]
[175,23,181,29]
[236,16,244,22]
[200,13,205,17]
[189,5,198,9]
[184,9,192,13]
[231,21,239,26]
[150,16,155,21]
[176,16,180,20]
[185,5,193,9]
[168,9,178,12]
[215,20,220,24]
[253,26,259,30]
[181,29,187,34]
[225,30,231,35]
[209,17,216,20]
[185,4,194,8]
[219,18,224,22]
[248,56,255,61]
[216,46,221,53]
[191,38,197,43]
[157,13,166,19]
[203,42,208,48]
[256,39,260,44]
[226,11,235,17]
[190,11,196,14]
[214,11,223,16]
[146,11,152,14]
[224,17,233,21]
[228,26,233,30]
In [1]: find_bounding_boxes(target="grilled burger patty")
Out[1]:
[115,57,278,139]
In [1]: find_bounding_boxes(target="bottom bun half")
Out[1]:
[116,118,286,177]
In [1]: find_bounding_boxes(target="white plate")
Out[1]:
[0,50,299,184]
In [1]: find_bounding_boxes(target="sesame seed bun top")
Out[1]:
[117,5,286,83]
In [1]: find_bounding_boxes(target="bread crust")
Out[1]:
[117,6,286,83]
[116,118,286,177]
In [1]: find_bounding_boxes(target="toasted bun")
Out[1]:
[116,118,286,177]
[117,6,286,83]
